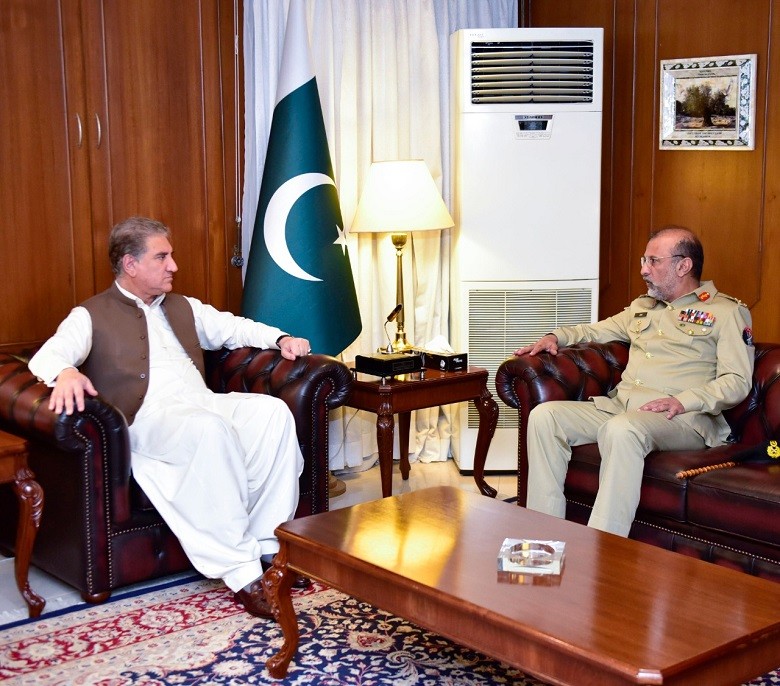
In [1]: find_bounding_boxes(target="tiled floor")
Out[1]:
[330,456,515,509]
[0,458,516,626]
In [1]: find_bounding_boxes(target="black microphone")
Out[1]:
[382,304,402,353]
[386,303,403,322]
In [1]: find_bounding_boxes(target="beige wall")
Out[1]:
[522,0,779,341]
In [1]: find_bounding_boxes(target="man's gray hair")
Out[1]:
[109,217,171,275]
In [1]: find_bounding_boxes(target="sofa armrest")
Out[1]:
[204,347,354,516]
[204,347,353,414]
[495,341,629,506]
[0,352,134,524]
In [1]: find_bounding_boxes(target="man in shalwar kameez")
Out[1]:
[29,216,307,619]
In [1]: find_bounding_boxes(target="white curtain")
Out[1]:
[242,0,517,472]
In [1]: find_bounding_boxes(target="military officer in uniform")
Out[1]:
[513,225,755,536]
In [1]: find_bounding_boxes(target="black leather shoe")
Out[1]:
[234,576,273,619]
[261,556,312,590]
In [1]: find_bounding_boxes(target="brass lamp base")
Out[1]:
[390,232,413,352]
[392,331,413,352]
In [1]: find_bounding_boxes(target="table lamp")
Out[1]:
[351,160,454,352]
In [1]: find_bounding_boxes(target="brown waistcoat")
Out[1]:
[81,284,205,425]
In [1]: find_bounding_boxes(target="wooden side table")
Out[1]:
[345,365,499,497]
[0,430,45,617]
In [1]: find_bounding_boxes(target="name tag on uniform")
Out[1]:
[634,312,648,318]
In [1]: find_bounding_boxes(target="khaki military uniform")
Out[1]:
[526,280,755,536]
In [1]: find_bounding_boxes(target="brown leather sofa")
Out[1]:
[495,341,780,582]
[0,347,353,602]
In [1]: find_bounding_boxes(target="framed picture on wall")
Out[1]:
[659,53,757,150]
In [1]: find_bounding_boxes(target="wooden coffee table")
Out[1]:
[263,486,780,684]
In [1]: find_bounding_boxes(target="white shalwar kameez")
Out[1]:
[28,285,304,592]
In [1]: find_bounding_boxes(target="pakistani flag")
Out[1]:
[242,0,361,356]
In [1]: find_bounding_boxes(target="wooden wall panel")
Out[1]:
[651,0,767,309]
[630,0,660,307]
[0,1,94,348]
[0,0,240,350]
[521,0,629,317]
[82,0,219,300]
[523,0,779,341]
[756,4,780,340]
[606,2,641,318]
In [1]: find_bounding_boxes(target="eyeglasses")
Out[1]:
[640,254,685,267]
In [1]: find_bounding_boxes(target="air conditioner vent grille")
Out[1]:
[471,40,594,104]
[467,288,594,429]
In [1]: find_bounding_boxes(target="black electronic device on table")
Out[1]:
[354,352,422,378]
[412,348,468,372]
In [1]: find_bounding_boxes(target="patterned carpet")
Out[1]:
[0,577,777,685]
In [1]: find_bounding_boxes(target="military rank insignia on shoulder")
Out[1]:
[717,293,748,308]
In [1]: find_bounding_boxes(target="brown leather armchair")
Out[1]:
[495,341,780,581]
[0,347,353,602]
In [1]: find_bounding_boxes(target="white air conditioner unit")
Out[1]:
[450,27,604,472]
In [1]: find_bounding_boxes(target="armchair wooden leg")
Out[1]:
[82,590,111,604]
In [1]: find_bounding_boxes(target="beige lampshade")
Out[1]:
[351,160,454,233]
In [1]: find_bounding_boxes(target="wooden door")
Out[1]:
[0,0,241,351]
[0,0,96,350]
[80,0,240,307]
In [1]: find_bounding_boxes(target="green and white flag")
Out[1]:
[242,0,361,356]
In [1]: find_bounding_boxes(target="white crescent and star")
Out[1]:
[264,172,347,282]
